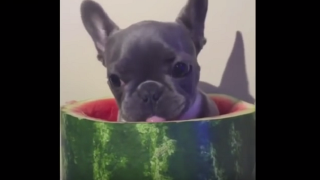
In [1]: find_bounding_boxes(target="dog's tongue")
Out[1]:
[146,116,166,122]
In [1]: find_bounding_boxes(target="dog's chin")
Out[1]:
[120,102,188,122]
[120,111,180,122]
[119,114,168,122]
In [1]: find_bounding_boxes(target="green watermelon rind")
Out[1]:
[60,94,255,180]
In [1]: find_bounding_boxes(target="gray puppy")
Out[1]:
[80,0,219,122]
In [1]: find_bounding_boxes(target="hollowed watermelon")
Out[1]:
[60,94,255,180]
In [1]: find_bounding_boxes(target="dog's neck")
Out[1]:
[178,92,202,120]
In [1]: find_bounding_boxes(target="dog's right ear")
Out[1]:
[176,0,208,55]
[80,0,119,63]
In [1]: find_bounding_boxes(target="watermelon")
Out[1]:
[60,94,255,180]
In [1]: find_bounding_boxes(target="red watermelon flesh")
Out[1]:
[72,95,248,122]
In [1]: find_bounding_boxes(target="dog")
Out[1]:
[80,0,219,122]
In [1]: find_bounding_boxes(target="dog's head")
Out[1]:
[80,0,208,122]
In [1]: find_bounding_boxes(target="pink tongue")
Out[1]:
[146,116,166,122]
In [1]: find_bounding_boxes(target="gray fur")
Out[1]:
[80,0,219,122]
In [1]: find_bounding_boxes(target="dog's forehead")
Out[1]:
[104,21,198,82]
[119,21,191,44]
[105,21,195,64]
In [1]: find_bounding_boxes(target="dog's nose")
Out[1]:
[137,80,165,103]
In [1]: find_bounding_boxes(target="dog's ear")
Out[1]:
[80,0,119,64]
[176,0,208,54]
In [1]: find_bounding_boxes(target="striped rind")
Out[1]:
[61,95,255,180]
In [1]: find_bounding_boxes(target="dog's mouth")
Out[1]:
[146,116,166,122]
[119,93,187,122]
[130,101,185,122]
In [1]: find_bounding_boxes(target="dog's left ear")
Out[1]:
[176,0,208,54]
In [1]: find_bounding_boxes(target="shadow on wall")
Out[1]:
[198,31,255,104]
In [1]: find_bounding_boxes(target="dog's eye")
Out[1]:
[108,74,121,87]
[172,62,191,78]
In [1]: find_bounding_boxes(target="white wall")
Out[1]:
[60,0,255,105]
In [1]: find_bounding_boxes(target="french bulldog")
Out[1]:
[80,0,219,122]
